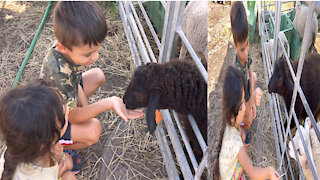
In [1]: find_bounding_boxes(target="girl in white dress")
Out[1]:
[213,66,279,180]
[0,80,76,180]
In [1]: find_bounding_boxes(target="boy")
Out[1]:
[230,2,263,143]
[40,2,143,172]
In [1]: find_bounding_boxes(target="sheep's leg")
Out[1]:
[179,114,203,163]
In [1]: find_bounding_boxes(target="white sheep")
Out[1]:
[265,31,290,63]
[179,1,207,67]
[309,121,320,178]
[288,117,319,179]
[293,2,318,55]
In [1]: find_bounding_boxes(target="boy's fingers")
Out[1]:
[133,109,143,113]
[127,109,144,119]
[118,110,128,122]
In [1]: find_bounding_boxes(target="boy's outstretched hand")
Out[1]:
[111,96,144,122]
[254,88,263,106]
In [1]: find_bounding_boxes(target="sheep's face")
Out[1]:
[123,66,149,109]
[268,57,293,95]
[268,58,284,93]
[288,118,312,169]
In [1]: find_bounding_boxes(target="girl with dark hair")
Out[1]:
[0,80,76,180]
[213,66,279,180]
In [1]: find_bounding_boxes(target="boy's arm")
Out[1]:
[68,96,143,124]
[238,147,279,180]
[249,67,255,97]
[77,84,88,107]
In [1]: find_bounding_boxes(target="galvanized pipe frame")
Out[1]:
[278,3,320,178]
[261,19,305,179]
[129,3,157,63]
[159,0,208,154]
[119,1,207,179]
[261,1,316,179]
[260,12,286,178]
[119,2,179,179]
[260,1,320,179]
[137,2,161,50]
[158,1,208,178]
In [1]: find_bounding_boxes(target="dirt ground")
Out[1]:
[0,2,166,179]
[208,2,278,179]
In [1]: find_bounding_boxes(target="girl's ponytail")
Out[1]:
[213,119,227,180]
[213,66,245,179]
[1,150,20,180]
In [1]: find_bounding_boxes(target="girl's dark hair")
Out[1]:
[0,80,65,180]
[213,66,245,179]
[53,1,108,50]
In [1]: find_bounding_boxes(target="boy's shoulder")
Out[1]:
[40,47,84,110]
[233,54,252,75]
[40,47,84,79]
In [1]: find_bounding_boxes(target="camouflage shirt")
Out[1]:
[40,47,84,110]
[234,54,252,102]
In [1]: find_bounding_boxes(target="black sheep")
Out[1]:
[123,58,207,162]
[268,54,320,128]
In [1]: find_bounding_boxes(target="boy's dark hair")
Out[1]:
[53,1,108,50]
[230,1,248,44]
[213,66,245,179]
[0,80,65,180]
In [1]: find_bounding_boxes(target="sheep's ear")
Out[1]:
[146,92,161,134]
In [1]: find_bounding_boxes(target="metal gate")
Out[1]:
[259,1,320,179]
[118,1,208,179]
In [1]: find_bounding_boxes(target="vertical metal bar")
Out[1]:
[282,2,316,165]
[159,1,176,63]
[188,115,207,153]
[288,3,315,129]
[159,1,186,63]
[138,2,162,50]
[273,1,281,65]
[129,2,157,63]
[155,122,180,180]
[118,1,142,66]
[160,1,167,9]
[161,110,193,179]
[194,151,207,180]
[127,14,151,64]
[172,111,199,170]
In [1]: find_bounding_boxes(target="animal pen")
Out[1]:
[118,1,207,179]
[259,1,320,179]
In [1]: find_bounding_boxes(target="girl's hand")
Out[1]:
[111,96,144,122]
[58,158,67,177]
[254,88,263,106]
[252,104,256,119]
[51,142,63,162]
[268,167,280,180]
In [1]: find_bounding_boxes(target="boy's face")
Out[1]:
[57,42,101,67]
[235,37,249,65]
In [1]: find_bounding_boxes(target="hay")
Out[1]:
[0,2,166,179]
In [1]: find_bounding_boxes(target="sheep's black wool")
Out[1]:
[123,58,207,162]
[268,54,320,129]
